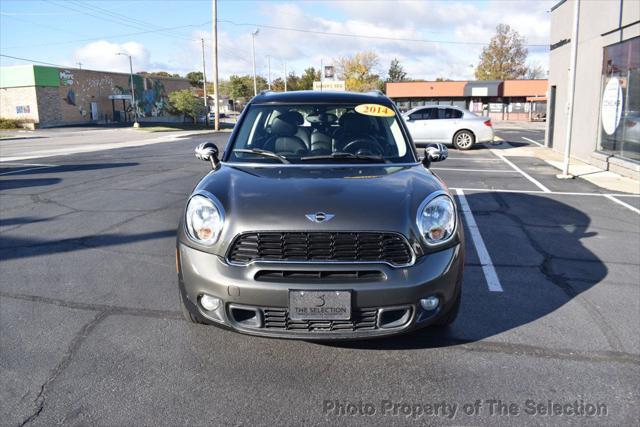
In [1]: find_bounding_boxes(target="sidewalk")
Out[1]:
[492,139,640,194]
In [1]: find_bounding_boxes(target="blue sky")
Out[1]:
[1,0,554,80]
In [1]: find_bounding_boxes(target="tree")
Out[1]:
[299,67,321,90]
[336,51,383,92]
[138,71,181,78]
[475,24,528,80]
[186,71,204,87]
[435,77,452,82]
[271,77,285,92]
[524,63,546,79]
[227,75,268,101]
[386,58,407,82]
[168,89,204,123]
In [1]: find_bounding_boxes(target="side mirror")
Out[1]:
[195,142,220,170]
[422,143,448,167]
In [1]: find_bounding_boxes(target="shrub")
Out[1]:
[0,118,20,129]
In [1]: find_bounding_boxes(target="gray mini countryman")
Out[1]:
[177,90,464,340]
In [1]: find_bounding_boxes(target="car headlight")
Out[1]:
[185,194,224,245]
[417,193,456,245]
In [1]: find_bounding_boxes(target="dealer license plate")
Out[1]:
[289,290,351,321]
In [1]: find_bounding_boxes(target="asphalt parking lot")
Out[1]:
[1,127,639,425]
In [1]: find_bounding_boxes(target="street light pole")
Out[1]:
[201,38,208,126]
[559,0,581,178]
[267,55,271,90]
[117,52,139,128]
[212,0,220,131]
[284,61,287,92]
[251,28,259,96]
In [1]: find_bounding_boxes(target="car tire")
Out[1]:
[452,130,475,150]
[432,290,461,327]
[179,288,207,324]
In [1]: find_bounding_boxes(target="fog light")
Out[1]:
[420,296,439,311]
[200,294,221,311]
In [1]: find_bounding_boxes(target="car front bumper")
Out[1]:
[177,242,463,340]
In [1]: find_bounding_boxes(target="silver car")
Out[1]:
[403,105,494,150]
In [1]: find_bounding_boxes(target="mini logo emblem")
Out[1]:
[305,212,334,223]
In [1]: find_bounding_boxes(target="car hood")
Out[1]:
[183,163,450,256]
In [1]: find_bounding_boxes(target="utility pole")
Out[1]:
[320,58,323,91]
[267,55,271,90]
[77,62,82,70]
[212,0,220,131]
[284,61,287,92]
[559,0,580,179]
[117,52,139,128]
[201,38,208,126]
[251,28,259,96]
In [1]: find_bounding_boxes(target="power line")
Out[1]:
[218,19,549,48]
[44,0,200,43]
[1,21,211,50]
[65,0,198,42]
[0,54,72,68]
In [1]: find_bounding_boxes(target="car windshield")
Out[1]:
[227,103,415,164]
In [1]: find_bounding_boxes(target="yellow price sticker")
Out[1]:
[354,104,395,117]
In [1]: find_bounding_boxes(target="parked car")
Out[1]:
[199,112,228,124]
[403,105,494,150]
[177,90,464,340]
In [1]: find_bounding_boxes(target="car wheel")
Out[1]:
[432,291,461,327]
[453,130,475,150]
[179,288,207,324]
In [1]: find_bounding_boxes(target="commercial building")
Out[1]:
[0,65,191,127]
[547,0,639,178]
[386,79,548,121]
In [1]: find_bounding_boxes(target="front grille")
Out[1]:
[227,232,413,266]
[263,308,378,332]
[254,270,385,283]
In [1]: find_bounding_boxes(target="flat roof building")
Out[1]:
[0,65,191,127]
[547,0,639,178]
[386,79,548,121]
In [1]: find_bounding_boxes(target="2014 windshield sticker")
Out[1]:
[355,104,395,117]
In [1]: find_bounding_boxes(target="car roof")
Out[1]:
[250,90,394,106]
[406,105,469,113]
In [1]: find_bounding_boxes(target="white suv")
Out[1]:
[403,106,494,150]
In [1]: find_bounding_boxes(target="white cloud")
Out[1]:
[73,41,151,73]
[70,1,554,81]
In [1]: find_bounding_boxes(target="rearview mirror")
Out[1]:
[195,142,220,170]
[422,143,448,167]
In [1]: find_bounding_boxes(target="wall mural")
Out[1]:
[115,76,171,118]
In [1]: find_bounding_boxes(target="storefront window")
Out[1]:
[599,37,639,162]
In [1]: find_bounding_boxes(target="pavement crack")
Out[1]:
[0,291,182,320]
[18,311,109,427]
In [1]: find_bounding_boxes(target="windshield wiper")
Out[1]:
[299,152,388,163]
[233,148,290,164]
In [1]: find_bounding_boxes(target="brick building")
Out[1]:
[0,65,191,127]
[386,79,548,121]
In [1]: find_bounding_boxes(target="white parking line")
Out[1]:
[450,187,640,197]
[0,165,56,176]
[490,150,552,193]
[431,167,519,173]
[605,195,640,215]
[522,136,544,147]
[446,157,503,161]
[455,189,503,292]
